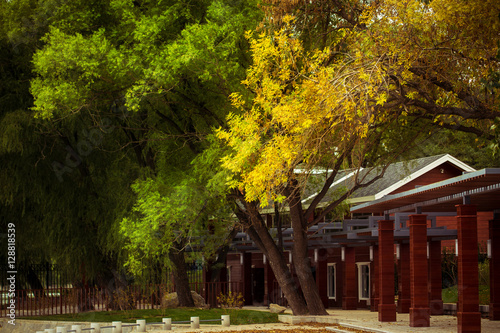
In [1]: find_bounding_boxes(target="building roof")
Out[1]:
[301,154,475,208]
[350,168,500,214]
[232,156,496,252]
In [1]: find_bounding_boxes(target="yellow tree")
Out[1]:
[218,0,499,315]
[218,20,411,315]
[363,0,500,134]
[261,0,500,135]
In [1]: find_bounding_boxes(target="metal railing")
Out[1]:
[36,315,231,333]
[1,282,242,318]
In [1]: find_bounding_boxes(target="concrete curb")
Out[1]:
[278,314,339,325]
[338,322,391,333]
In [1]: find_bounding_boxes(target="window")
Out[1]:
[327,263,336,299]
[357,262,370,301]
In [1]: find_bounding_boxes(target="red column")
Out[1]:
[378,220,397,321]
[490,216,500,320]
[370,245,379,312]
[316,249,329,308]
[456,204,481,333]
[202,264,211,304]
[428,240,443,315]
[409,214,430,327]
[397,242,411,313]
[265,261,275,306]
[343,247,357,310]
[243,252,253,305]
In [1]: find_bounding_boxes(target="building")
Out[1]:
[220,154,500,332]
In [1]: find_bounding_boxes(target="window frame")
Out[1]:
[327,263,336,300]
[356,262,371,301]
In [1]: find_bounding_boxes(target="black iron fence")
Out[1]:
[0,262,243,318]
[0,264,69,290]
[0,281,243,318]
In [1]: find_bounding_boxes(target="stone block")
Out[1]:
[269,303,287,313]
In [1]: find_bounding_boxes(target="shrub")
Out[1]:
[217,291,244,308]
[442,247,457,288]
[111,287,136,311]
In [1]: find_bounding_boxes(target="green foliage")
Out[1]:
[31,27,131,119]
[442,248,491,305]
[441,247,457,289]
[479,284,490,306]
[442,284,490,305]
[479,259,490,288]
[120,164,235,277]
[442,285,458,304]
[0,0,262,286]
[31,0,261,121]
[405,129,500,169]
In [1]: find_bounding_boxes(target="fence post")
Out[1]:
[191,316,200,329]
[112,321,122,333]
[136,319,146,332]
[162,318,172,330]
[222,315,230,327]
[60,285,63,315]
[56,327,67,333]
[90,323,100,333]
[71,324,82,333]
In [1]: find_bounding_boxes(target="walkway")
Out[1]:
[2,307,500,332]
[249,306,500,333]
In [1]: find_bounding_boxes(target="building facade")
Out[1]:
[217,154,500,332]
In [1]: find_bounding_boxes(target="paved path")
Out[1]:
[2,307,500,332]
[248,306,500,333]
[322,309,499,333]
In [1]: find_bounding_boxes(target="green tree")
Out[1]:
[0,2,143,305]
[28,0,262,306]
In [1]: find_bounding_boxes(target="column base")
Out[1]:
[342,297,357,310]
[457,312,481,332]
[490,303,500,320]
[378,303,397,322]
[397,298,411,313]
[409,307,430,327]
[370,298,379,312]
[429,299,444,315]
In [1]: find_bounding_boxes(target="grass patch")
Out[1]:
[442,285,458,303]
[19,308,280,325]
[442,285,490,305]
[479,284,490,305]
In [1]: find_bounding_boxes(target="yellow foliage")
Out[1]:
[218,0,499,205]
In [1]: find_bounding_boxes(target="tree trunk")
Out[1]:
[209,227,238,283]
[168,246,195,307]
[26,266,45,290]
[249,219,309,315]
[233,193,309,315]
[287,185,328,315]
[275,202,284,251]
